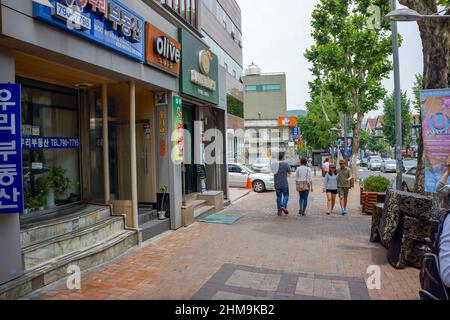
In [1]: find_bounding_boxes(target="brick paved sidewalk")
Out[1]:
[24,177,420,300]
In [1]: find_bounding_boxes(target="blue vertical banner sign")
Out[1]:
[0,84,24,214]
[292,127,299,140]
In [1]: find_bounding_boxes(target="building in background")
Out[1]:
[243,64,297,165]
[199,0,245,164]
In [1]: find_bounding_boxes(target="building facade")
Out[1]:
[0,0,227,298]
[243,64,296,164]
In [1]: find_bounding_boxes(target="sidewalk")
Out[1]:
[23,176,420,300]
[228,187,251,204]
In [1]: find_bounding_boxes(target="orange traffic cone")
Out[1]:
[246,176,253,190]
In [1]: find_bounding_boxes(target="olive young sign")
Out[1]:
[33,0,145,62]
[179,29,219,105]
[146,23,181,77]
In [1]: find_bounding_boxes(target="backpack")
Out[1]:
[419,211,450,300]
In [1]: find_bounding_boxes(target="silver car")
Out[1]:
[381,159,396,173]
[251,158,272,173]
[368,157,382,171]
[402,167,417,192]
[228,163,275,193]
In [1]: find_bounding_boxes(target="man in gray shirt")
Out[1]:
[271,153,291,217]
[437,157,450,287]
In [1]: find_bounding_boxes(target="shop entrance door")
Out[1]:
[183,105,197,194]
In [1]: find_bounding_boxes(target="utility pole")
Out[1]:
[391,0,403,190]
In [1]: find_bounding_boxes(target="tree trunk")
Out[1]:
[399,0,449,194]
[350,112,364,181]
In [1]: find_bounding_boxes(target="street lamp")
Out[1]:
[386,7,450,21]
[386,0,404,190]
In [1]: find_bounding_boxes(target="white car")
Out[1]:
[368,157,382,171]
[251,158,272,173]
[381,159,397,173]
[228,163,275,193]
[402,167,417,192]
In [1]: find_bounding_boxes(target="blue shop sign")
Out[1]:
[0,84,24,214]
[33,0,145,62]
[292,127,299,140]
[22,137,80,149]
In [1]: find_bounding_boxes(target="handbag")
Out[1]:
[296,180,310,192]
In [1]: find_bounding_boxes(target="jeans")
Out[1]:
[299,190,310,212]
[276,187,289,211]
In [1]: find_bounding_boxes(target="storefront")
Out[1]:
[0,0,184,289]
[178,28,227,198]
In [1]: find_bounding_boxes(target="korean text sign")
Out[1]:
[173,96,183,162]
[33,0,145,62]
[0,84,24,214]
[421,89,450,193]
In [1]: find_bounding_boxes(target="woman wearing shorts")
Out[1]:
[323,165,338,215]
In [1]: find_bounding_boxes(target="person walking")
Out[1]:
[323,165,338,215]
[337,159,353,216]
[296,158,313,216]
[271,153,291,217]
[437,156,450,287]
[322,158,330,177]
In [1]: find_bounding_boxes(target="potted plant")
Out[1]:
[158,185,169,220]
[361,176,390,215]
[41,166,70,208]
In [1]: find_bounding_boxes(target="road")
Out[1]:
[24,176,420,301]
[357,167,396,182]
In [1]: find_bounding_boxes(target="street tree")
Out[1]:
[382,90,412,148]
[305,0,393,178]
[298,86,341,150]
[398,0,450,193]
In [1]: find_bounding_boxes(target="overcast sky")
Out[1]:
[235,0,423,117]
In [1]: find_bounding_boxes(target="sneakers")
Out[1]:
[298,209,303,216]
[278,211,282,217]
[281,207,289,215]
[341,209,348,216]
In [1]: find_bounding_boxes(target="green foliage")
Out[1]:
[227,95,243,118]
[305,0,394,168]
[297,90,341,150]
[363,175,391,193]
[382,91,411,147]
[412,74,424,113]
[298,145,313,159]
[43,166,71,194]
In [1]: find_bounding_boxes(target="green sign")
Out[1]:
[173,95,183,162]
[179,29,219,105]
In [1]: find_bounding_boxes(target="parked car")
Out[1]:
[403,160,418,173]
[356,159,361,166]
[360,158,368,167]
[228,163,275,193]
[251,158,272,173]
[287,159,300,172]
[402,166,417,192]
[381,159,397,173]
[368,157,382,171]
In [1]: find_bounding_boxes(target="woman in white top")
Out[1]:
[295,158,313,216]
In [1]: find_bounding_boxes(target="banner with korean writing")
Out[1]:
[33,0,145,62]
[172,96,183,162]
[421,89,450,193]
[0,84,24,214]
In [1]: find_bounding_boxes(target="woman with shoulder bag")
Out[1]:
[296,158,313,216]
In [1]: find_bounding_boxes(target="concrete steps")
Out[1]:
[22,216,125,270]
[192,200,215,219]
[140,219,171,242]
[0,205,137,300]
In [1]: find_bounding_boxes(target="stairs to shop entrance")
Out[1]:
[181,191,224,227]
[0,204,138,300]
[138,204,171,242]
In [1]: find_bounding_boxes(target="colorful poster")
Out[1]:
[0,84,24,214]
[421,89,450,193]
[172,96,183,162]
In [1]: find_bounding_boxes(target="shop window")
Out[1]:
[20,80,81,214]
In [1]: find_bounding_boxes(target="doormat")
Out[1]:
[199,214,242,225]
